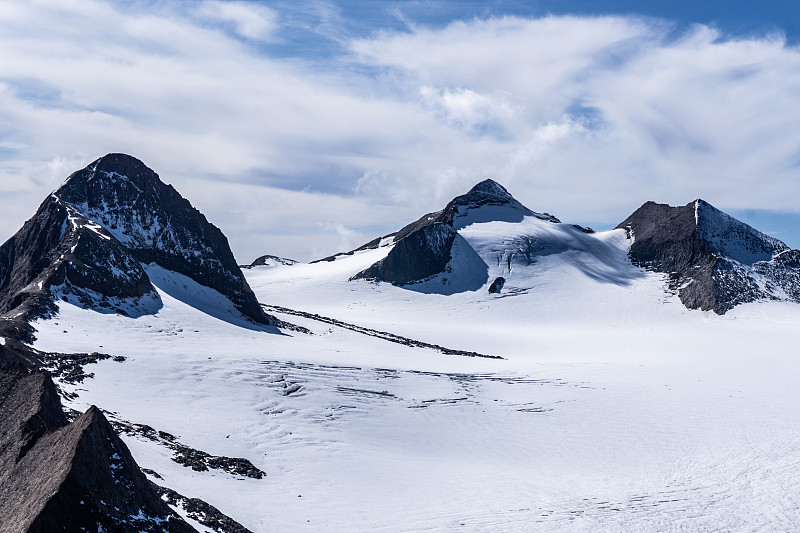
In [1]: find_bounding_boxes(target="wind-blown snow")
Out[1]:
[28,224,800,531]
[460,216,638,290]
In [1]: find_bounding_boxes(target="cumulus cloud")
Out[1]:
[0,2,798,260]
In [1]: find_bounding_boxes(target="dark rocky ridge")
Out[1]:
[157,486,252,533]
[0,195,155,341]
[311,234,394,264]
[0,344,195,533]
[617,199,800,314]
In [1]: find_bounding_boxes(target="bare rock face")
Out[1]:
[0,195,154,341]
[352,223,458,284]
[617,199,799,314]
[0,153,275,335]
[0,345,194,533]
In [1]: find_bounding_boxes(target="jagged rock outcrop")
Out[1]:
[352,223,460,284]
[0,344,194,533]
[0,153,275,336]
[0,196,155,342]
[617,199,800,314]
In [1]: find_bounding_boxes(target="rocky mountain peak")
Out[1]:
[344,179,563,288]
[64,153,158,192]
[0,154,275,331]
[618,199,799,313]
[465,179,513,199]
[389,179,551,243]
[447,180,558,229]
[56,154,172,221]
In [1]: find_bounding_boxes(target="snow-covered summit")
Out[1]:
[392,179,559,242]
[351,179,619,293]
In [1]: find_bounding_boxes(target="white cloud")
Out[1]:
[419,86,519,135]
[0,3,799,260]
[195,0,278,42]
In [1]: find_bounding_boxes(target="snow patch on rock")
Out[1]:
[696,200,786,265]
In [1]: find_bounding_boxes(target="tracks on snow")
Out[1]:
[262,303,503,359]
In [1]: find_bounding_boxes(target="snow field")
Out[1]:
[31,218,800,532]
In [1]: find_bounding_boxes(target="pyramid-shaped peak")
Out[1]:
[91,152,151,175]
[56,154,167,203]
[44,154,274,325]
[466,179,513,198]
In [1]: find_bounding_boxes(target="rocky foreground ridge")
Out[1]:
[0,342,195,532]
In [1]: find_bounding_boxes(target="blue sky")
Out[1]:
[271,1,800,45]
[0,1,798,260]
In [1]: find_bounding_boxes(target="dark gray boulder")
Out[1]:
[617,199,799,314]
[488,277,506,294]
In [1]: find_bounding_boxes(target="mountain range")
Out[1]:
[345,178,800,313]
[1,154,799,532]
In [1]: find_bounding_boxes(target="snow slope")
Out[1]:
[30,218,800,532]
